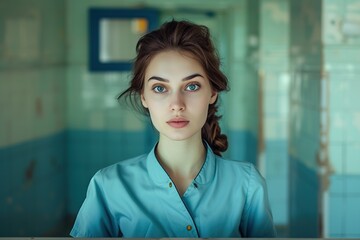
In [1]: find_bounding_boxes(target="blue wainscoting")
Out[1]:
[0,131,67,236]
[226,130,257,165]
[289,155,320,237]
[265,139,289,226]
[328,175,360,237]
[66,129,157,215]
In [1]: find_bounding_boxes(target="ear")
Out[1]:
[209,91,218,104]
[141,94,148,108]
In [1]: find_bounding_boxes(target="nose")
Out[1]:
[169,92,185,112]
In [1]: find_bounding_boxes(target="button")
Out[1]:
[169,182,172,188]
[186,225,192,231]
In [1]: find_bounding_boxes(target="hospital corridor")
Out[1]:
[0,0,360,238]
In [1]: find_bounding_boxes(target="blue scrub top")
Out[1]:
[70,143,276,237]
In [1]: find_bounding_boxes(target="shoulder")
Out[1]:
[215,156,265,186]
[215,155,253,175]
[94,153,148,182]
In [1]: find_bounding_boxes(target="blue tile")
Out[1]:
[67,171,89,215]
[105,130,123,143]
[66,129,156,216]
[345,195,360,235]
[0,193,9,232]
[288,156,320,237]
[267,178,288,201]
[0,147,5,161]
[0,131,67,236]
[226,130,257,165]
[266,153,288,176]
[328,194,344,236]
[271,202,288,225]
[329,175,345,195]
[345,175,360,195]
[265,139,288,152]
[105,143,126,164]
[0,148,12,194]
[90,142,105,168]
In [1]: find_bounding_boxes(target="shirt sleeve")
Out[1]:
[70,171,121,237]
[239,164,277,237]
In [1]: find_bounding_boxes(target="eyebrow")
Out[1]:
[147,73,204,82]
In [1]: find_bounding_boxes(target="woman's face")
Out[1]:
[141,50,218,142]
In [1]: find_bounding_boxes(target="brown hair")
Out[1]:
[118,20,229,155]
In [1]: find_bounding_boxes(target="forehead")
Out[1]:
[145,50,205,78]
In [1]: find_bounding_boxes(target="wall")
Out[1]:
[65,1,155,215]
[259,0,290,227]
[288,0,322,237]
[323,0,360,237]
[287,0,360,237]
[0,0,67,236]
[221,0,260,165]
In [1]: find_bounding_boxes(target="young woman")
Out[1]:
[70,20,276,238]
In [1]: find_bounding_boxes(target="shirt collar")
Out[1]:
[146,141,216,186]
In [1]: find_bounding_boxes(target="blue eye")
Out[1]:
[153,85,166,93]
[186,83,200,91]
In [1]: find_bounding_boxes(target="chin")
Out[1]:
[165,135,191,142]
[162,131,200,142]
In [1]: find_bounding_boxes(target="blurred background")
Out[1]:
[0,0,360,237]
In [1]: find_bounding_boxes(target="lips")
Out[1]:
[167,118,189,128]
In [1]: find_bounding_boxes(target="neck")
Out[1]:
[156,134,206,178]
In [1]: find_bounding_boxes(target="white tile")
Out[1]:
[263,72,279,93]
[347,111,360,142]
[329,144,344,174]
[88,110,105,130]
[264,95,280,115]
[345,144,360,174]
[329,111,346,142]
[265,117,288,140]
[329,83,346,112]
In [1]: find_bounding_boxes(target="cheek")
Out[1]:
[187,97,210,117]
[145,100,163,118]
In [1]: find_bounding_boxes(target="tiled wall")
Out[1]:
[65,0,156,215]
[67,129,152,214]
[66,66,158,215]
[259,0,290,226]
[288,69,322,237]
[0,0,67,236]
[326,65,360,238]
[221,1,260,165]
[288,0,322,237]
[288,0,360,237]
[323,0,360,237]
[0,132,66,236]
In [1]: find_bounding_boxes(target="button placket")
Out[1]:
[166,180,198,237]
